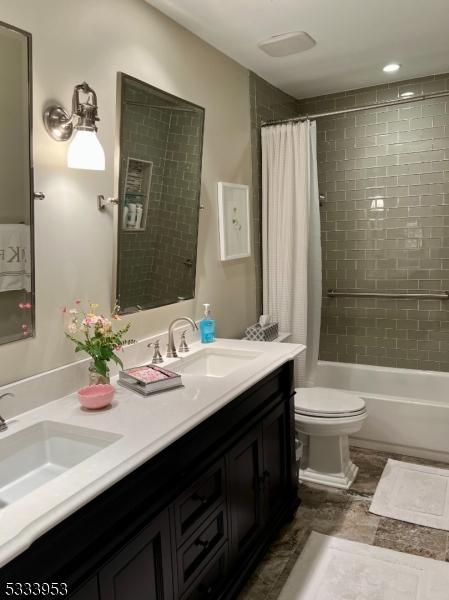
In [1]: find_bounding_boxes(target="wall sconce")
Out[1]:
[43,82,105,171]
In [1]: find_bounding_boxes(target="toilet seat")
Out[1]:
[295,387,366,418]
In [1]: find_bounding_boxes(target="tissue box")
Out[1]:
[245,322,279,342]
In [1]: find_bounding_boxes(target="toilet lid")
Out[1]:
[294,387,366,417]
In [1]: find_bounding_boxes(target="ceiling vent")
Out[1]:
[258,31,316,57]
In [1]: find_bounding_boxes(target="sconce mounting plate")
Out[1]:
[43,105,73,141]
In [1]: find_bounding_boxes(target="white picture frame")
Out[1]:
[217,182,251,261]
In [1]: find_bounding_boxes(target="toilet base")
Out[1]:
[298,431,360,490]
[300,460,359,490]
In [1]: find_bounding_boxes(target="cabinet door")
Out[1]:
[69,578,99,600]
[98,510,173,600]
[227,424,264,561]
[262,401,288,520]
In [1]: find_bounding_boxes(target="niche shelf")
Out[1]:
[122,157,152,232]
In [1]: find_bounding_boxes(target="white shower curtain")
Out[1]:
[261,120,321,387]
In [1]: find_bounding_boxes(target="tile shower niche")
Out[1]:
[122,158,152,231]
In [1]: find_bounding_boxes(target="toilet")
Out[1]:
[294,387,368,489]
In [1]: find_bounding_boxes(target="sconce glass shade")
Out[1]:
[67,129,105,171]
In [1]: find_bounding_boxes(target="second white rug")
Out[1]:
[370,458,449,530]
[278,532,449,600]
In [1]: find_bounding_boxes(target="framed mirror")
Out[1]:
[0,21,34,345]
[115,73,205,314]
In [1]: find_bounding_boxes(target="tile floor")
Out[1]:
[238,446,449,600]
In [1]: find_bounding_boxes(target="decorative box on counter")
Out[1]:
[244,321,279,342]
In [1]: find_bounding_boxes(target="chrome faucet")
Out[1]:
[167,317,198,359]
[0,393,14,432]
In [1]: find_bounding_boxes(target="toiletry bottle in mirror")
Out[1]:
[122,204,129,229]
[135,204,143,229]
[199,303,215,343]
[127,203,137,228]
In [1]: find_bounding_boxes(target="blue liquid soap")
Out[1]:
[199,303,215,343]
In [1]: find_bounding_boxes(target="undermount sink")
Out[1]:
[171,347,262,378]
[0,421,121,508]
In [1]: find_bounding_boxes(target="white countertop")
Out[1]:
[0,338,304,568]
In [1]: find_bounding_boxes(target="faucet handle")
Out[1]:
[178,330,190,353]
[0,393,13,432]
[147,340,164,364]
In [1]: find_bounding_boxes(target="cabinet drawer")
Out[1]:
[177,506,227,596]
[182,544,228,600]
[174,458,225,546]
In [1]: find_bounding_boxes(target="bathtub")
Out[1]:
[314,360,449,462]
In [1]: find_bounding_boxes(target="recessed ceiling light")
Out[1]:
[383,63,401,73]
[400,91,415,98]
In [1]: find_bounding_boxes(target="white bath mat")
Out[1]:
[278,531,449,600]
[370,459,449,530]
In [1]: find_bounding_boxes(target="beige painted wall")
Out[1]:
[0,0,256,386]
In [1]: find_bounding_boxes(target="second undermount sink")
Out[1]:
[171,347,263,378]
[0,421,121,508]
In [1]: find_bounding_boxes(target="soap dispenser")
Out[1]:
[199,303,215,344]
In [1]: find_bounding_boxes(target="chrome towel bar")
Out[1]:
[327,289,449,300]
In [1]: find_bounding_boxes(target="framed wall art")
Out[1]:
[217,182,251,261]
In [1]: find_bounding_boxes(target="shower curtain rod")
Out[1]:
[261,89,449,127]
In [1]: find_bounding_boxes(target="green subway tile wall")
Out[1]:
[119,84,203,310]
[299,73,449,371]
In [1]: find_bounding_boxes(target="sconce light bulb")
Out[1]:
[67,129,105,171]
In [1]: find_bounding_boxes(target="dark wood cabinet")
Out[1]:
[69,578,99,600]
[183,545,229,600]
[261,400,289,521]
[227,398,289,566]
[98,510,173,600]
[228,425,264,561]
[2,361,297,600]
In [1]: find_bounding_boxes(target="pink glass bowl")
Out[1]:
[78,384,115,410]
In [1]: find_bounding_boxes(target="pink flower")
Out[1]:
[18,302,25,309]
[75,299,81,305]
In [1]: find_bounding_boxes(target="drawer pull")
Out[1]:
[192,492,208,505]
[198,583,213,596]
[194,538,210,549]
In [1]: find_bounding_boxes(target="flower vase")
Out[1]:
[88,363,110,386]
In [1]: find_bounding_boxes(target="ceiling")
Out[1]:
[144,0,449,99]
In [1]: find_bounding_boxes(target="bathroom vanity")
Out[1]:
[0,340,304,599]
